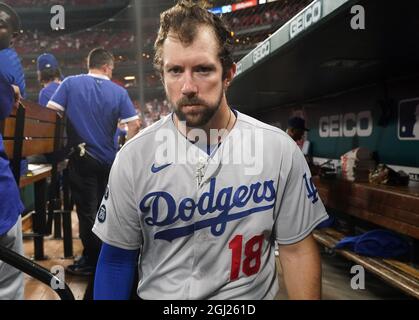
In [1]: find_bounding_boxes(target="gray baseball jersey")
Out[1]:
[93,111,328,300]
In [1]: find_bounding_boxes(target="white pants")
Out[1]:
[0,216,24,300]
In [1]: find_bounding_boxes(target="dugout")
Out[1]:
[228,0,419,298]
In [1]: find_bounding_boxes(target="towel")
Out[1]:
[334,229,410,258]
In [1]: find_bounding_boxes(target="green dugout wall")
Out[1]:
[256,76,419,169]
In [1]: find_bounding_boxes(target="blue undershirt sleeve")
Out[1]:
[94,242,139,300]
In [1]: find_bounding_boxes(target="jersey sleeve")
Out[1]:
[48,80,68,112]
[38,88,49,107]
[118,90,139,124]
[0,49,26,98]
[0,78,14,120]
[274,144,328,245]
[92,149,142,250]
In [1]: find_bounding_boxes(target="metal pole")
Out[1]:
[134,0,146,120]
[0,244,75,300]
[33,179,46,260]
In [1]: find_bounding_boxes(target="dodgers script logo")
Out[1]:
[139,178,277,242]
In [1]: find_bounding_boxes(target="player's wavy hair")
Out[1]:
[154,0,234,80]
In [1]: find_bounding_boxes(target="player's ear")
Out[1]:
[223,63,236,89]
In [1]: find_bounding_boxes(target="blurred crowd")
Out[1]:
[3,0,126,7]
[123,99,172,129]
[14,1,308,57]
[140,99,172,128]
[12,0,309,127]
[15,29,135,54]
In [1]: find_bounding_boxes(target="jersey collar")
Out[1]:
[87,73,110,81]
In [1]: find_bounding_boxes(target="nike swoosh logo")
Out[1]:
[151,163,172,173]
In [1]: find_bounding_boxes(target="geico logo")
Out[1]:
[290,0,322,39]
[253,41,270,64]
[319,111,373,138]
[235,62,243,76]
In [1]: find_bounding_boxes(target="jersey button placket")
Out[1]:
[196,157,207,188]
[190,157,208,299]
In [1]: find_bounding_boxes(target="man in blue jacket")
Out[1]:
[0,2,25,300]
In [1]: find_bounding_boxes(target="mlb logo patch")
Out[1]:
[398,98,419,140]
[97,205,106,223]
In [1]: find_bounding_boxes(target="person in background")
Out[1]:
[47,47,140,299]
[0,1,25,300]
[286,116,310,153]
[25,53,64,165]
[286,116,320,175]
[37,53,62,107]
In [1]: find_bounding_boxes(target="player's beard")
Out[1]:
[171,88,224,128]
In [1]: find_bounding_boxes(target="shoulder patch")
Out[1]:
[97,205,107,223]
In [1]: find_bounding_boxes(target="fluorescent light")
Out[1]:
[124,76,136,81]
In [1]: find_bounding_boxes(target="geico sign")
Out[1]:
[253,40,270,64]
[290,0,322,39]
[235,62,243,77]
[319,111,373,138]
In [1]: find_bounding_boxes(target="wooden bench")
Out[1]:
[313,228,419,299]
[312,176,419,298]
[0,100,73,259]
[312,176,419,240]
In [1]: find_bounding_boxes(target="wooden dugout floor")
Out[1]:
[23,212,87,300]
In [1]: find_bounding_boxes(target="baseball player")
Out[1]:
[286,116,309,142]
[0,2,25,300]
[0,2,25,99]
[93,0,328,300]
[286,116,311,155]
[37,53,62,107]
